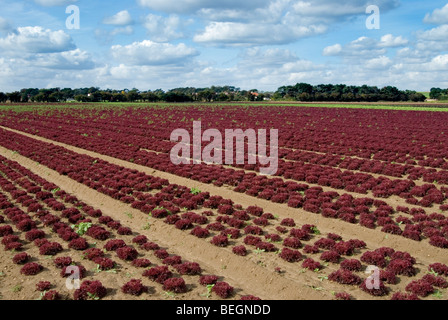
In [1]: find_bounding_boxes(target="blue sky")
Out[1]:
[0,0,447,92]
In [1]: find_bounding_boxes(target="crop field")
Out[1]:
[1,102,448,301]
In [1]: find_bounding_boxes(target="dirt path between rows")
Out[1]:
[2,126,447,268]
[0,145,331,300]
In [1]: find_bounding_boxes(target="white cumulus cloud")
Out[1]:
[323,44,342,56]
[144,14,190,42]
[194,22,326,46]
[364,56,392,69]
[379,34,408,48]
[0,26,75,54]
[103,10,134,26]
[424,4,448,25]
[111,40,199,66]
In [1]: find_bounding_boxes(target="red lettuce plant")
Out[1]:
[244,225,263,236]
[320,251,341,264]
[279,248,303,262]
[207,222,226,231]
[329,269,362,285]
[360,280,389,296]
[25,229,45,241]
[132,258,151,268]
[39,242,63,256]
[61,264,87,279]
[429,236,448,248]
[0,225,13,237]
[116,246,139,261]
[41,290,60,300]
[212,281,234,299]
[86,226,111,240]
[211,235,229,247]
[20,262,43,276]
[2,235,19,245]
[175,262,202,275]
[429,263,448,276]
[199,275,219,286]
[163,255,182,266]
[341,259,362,272]
[12,252,30,265]
[386,259,416,276]
[36,281,52,292]
[290,228,311,241]
[232,245,247,256]
[256,242,277,252]
[335,292,352,300]
[303,245,320,254]
[283,237,302,249]
[163,277,188,293]
[122,279,148,296]
[54,256,73,268]
[327,233,342,241]
[141,242,160,251]
[191,226,210,238]
[93,257,116,271]
[74,280,107,300]
[143,266,173,284]
[360,251,387,269]
[405,280,434,297]
[68,237,89,251]
[391,292,419,300]
[221,228,240,239]
[380,270,398,285]
[132,235,148,245]
[280,218,296,227]
[315,238,336,250]
[302,258,322,271]
[104,239,127,251]
[421,274,448,288]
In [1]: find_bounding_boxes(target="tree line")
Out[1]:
[273,83,427,102]
[429,88,448,100]
[0,83,431,103]
[0,86,264,103]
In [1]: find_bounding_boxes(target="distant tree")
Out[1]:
[60,88,73,101]
[32,92,47,102]
[111,93,126,102]
[49,91,63,102]
[341,93,356,102]
[197,89,215,102]
[100,91,113,102]
[20,88,39,102]
[141,92,160,102]
[164,92,192,103]
[7,91,21,103]
[126,90,141,102]
[380,86,401,101]
[408,92,426,102]
[88,87,100,94]
[216,92,230,101]
[430,88,443,100]
[297,92,312,101]
[74,94,91,102]
[295,83,314,95]
[0,92,6,103]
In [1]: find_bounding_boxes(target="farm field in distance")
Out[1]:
[1,102,448,301]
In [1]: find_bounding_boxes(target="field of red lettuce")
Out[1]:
[0,103,447,300]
